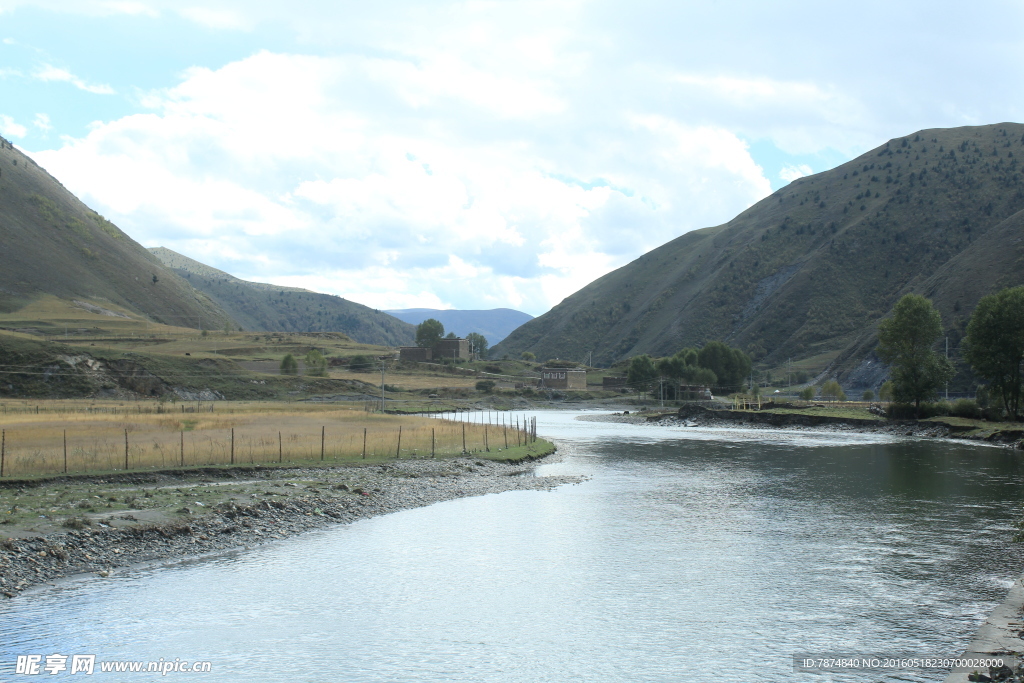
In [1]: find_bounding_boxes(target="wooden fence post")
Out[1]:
[231,428,235,465]
[180,431,184,467]
[462,422,466,454]
[279,431,283,463]
[124,429,129,470]
[321,426,325,461]
[396,425,402,458]
[485,424,489,452]
[63,430,67,474]
[432,428,435,457]
[1,429,5,477]
[503,425,508,449]
[362,428,367,460]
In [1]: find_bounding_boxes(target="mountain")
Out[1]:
[0,136,232,329]
[384,308,534,344]
[150,247,415,346]
[493,123,1024,389]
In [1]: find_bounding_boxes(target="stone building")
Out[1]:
[540,367,587,390]
[433,338,470,361]
[399,347,432,362]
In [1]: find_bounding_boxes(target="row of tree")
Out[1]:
[626,341,752,390]
[877,287,1024,419]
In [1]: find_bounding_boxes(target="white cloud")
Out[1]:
[32,112,50,132]
[0,114,27,138]
[780,164,813,182]
[29,45,775,314]
[33,64,114,94]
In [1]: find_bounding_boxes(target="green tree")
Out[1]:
[820,379,846,402]
[466,332,489,360]
[627,354,658,389]
[475,380,496,393]
[304,350,328,377]
[876,294,954,416]
[697,341,751,389]
[799,386,815,401]
[521,351,535,361]
[862,389,874,401]
[879,381,894,402]
[964,286,1024,420]
[280,354,298,375]
[415,319,445,349]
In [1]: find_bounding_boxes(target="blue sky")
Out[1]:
[3,1,1023,316]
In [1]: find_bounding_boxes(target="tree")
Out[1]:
[304,350,328,377]
[697,341,751,389]
[280,354,298,375]
[876,294,954,416]
[862,389,874,401]
[627,354,658,389]
[799,386,815,401]
[466,332,489,360]
[416,319,445,349]
[879,381,894,402]
[820,379,846,402]
[964,286,1024,420]
[475,380,495,393]
[521,351,535,361]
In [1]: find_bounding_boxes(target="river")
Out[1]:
[2,411,1023,681]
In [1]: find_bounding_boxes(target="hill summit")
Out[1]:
[494,123,1024,389]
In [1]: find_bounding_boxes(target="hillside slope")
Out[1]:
[384,308,533,344]
[150,248,415,346]
[493,123,1024,387]
[0,136,232,329]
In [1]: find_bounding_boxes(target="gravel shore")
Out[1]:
[0,451,583,599]
[582,407,1024,446]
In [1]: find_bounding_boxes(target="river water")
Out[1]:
[3,411,1024,682]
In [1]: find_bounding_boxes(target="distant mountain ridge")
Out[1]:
[384,308,534,345]
[493,123,1024,390]
[150,247,415,346]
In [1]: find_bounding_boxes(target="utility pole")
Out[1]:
[945,336,949,400]
[380,360,386,413]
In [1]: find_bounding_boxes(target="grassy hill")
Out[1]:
[150,247,415,347]
[0,136,233,330]
[384,308,533,345]
[493,123,1024,391]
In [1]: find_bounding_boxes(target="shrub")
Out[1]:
[348,355,375,372]
[280,354,298,375]
[521,352,536,361]
[484,365,503,374]
[862,390,874,401]
[821,380,846,402]
[950,399,982,419]
[799,386,815,401]
[475,380,496,393]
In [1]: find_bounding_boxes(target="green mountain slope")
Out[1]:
[493,123,1024,387]
[0,136,233,329]
[150,247,415,346]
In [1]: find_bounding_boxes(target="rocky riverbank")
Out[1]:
[0,449,582,599]
[583,405,1024,448]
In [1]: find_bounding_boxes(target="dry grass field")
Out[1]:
[0,400,536,478]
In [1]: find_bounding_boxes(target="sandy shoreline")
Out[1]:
[0,449,583,599]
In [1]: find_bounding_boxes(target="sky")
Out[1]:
[2,1,1023,316]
